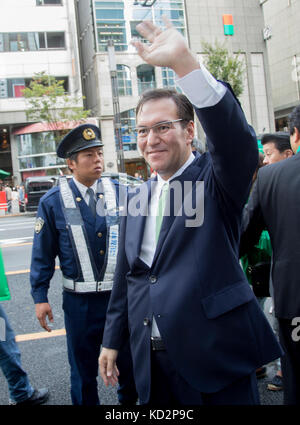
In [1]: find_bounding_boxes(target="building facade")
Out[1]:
[261,0,300,130]
[75,0,275,177]
[0,0,82,184]
[0,0,276,183]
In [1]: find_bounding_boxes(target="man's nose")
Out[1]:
[263,157,269,165]
[147,128,160,145]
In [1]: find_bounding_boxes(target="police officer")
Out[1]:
[30,124,137,405]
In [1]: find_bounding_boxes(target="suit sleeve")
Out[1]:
[239,178,267,257]
[195,88,258,211]
[30,197,58,304]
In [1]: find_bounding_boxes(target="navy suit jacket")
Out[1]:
[103,88,283,403]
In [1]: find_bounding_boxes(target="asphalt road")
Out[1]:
[0,214,284,406]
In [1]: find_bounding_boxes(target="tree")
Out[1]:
[201,40,245,98]
[22,71,91,140]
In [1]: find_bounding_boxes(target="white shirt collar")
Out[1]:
[72,176,98,199]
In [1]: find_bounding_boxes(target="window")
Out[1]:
[137,64,156,95]
[94,0,186,52]
[97,23,127,52]
[161,67,182,92]
[36,0,62,5]
[117,65,132,96]
[120,109,137,151]
[0,32,65,52]
[95,0,126,51]
[0,76,68,98]
[17,131,66,171]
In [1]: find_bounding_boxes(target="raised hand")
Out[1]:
[132,16,199,78]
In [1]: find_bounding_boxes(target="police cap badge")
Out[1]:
[56,123,103,158]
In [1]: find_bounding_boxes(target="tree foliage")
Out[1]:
[202,41,245,98]
[22,72,91,138]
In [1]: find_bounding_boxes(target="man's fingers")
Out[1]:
[99,349,119,387]
[162,15,173,29]
[38,316,52,332]
[136,20,162,43]
[131,39,151,62]
[48,309,54,323]
[35,304,53,332]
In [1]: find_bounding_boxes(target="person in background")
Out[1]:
[0,247,49,405]
[240,106,300,404]
[30,124,137,406]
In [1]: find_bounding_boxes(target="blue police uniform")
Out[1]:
[30,124,137,405]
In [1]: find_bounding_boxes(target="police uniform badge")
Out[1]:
[35,217,45,234]
[82,128,96,141]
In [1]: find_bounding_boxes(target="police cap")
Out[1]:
[56,124,103,158]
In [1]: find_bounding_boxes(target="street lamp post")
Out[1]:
[107,39,125,173]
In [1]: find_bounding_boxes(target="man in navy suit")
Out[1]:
[30,124,137,405]
[99,19,282,405]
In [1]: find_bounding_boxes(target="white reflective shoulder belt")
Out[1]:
[100,178,119,290]
[59,177,95,283]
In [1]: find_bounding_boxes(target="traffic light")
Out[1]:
[223,14,234,36]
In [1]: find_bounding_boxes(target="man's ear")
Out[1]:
[66,158,74,172]
[285,149,294,158]
[185,120,194,145]
[294,127,300,143]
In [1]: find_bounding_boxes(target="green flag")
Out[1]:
[0,247,10,301]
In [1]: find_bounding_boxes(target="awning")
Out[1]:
[0,169,10,177]
[12,118,98,136]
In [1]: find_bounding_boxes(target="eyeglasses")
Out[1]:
[134,119,183,139]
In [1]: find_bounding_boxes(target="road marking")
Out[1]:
[5,265,60,275]
[15,328,66,342]
[0,236,33,245]
[1,242,33,248]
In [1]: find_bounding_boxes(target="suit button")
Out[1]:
[97,232,103,238]
[149,275,157,284]
[100,250,105,255]
[143,318,150,326]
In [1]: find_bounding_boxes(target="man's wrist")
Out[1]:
[171,52,200,78]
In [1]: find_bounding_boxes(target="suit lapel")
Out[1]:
[152,162,201,264]
[126,179,152,264]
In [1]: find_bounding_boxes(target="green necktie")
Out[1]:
[155,183,169,243]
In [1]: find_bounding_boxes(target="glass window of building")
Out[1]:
[137,64,156,95]
[120,109,137,151]
[94,0,186,52]
[0,77,68,98]
[17,131,66,172]
[117,65,132,96]
[95,1,127,52]
[36,0,62,5]
[0,32,65,52]
[161,67,182,92]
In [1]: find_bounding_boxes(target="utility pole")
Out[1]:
[107,39,125,173]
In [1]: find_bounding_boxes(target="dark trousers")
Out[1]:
[63,291,137,405]
[147,350,260,405]
[278,318,300,405]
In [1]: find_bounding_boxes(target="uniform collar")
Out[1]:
[72,177,98,198]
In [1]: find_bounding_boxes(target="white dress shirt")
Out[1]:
[139,63,226,338]
[72,177,98,205]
